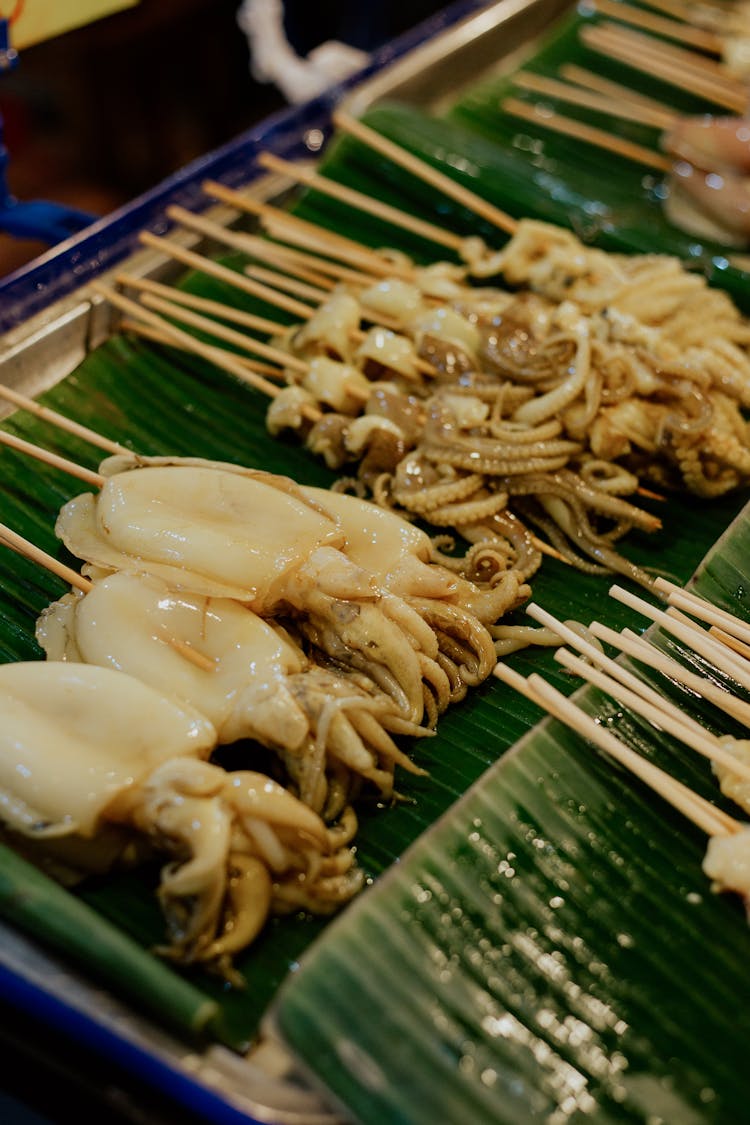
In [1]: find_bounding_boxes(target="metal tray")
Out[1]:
[0,1,577,1121]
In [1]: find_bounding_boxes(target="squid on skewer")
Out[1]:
[0,660,361,980]
[53,455,511,727]
[37,569,427,817]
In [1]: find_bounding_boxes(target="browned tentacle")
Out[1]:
[191,855,272,978]
[421,444,576,476]
[535,495,655,589]
[379,593,439,657]
[347,708,428,777]
[322,762,357,823]
[453,569,527,628]
[391,468,485,514]
[299,604,424,724]
[325,710,393,796]
[271,865,366,914]
[425,489,509,527]
[417,650,453,717]
[421,680,441,728]
[513,497,611,575]
[460,513,543,583]
[408,597,497,687]
[278,734,329,814]
[326,804,359,850]
[436,651,469,704]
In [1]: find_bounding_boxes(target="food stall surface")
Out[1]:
[2,1,749,1123]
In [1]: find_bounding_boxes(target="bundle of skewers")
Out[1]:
[501,1,750,248]
[496,575,750,918]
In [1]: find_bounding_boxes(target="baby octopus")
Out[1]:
[0,660,361,980]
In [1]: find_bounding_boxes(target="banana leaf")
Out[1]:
[270,500,750,1124]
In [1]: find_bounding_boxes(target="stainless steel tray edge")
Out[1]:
[338,0,573,117]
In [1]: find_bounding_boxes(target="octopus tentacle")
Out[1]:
[426,489,509,527]
[391,468,485,513]
[193,855,272,980]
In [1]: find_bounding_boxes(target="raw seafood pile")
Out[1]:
[10,453,528,976]
[261,218,750,585]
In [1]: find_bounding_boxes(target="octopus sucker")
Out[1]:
[0,661,361,976]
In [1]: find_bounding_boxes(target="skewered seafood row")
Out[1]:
[36,570,427,818]
[0,660,361,980]
[52,454,521,724]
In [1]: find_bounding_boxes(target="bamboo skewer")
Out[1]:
[139,228,438,373]
[502,96,673,171]
[331,110,519,236]
[0,430,104,487]
[588,620,750,728]
[637,0,724,26]
[494,662,738,837]
[586,17,743,82]
[140,227,404,335]
[580,23,748,112]
[0,522,91,593]
[0,385,128,457]
[553,645,750,784]
[609,584,750,691]
[116,274,285,337]
[121,318,288,380]
[255,151,467,254]
[92,282,322,421]
[560,63,682,117]
[167,204,383,289]
[0,521,215,672]
[524,601,709,736]
[135,290,306,376]
[261,211,417,283]
[166,203,336,289]
[202,179,417,281]
[590,0,724,54]
[654,576,750,646]
[510,70,677,130]
[244,262,333,301]
[139,231,315,320]
[710,626,750,662]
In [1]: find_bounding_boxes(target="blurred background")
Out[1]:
[0,0,447,278]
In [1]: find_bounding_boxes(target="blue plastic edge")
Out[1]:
[0,0,489,334]
[0,963,263,1125]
